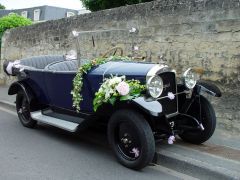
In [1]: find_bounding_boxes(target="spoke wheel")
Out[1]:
[108,110,155,170]
[16,91,37,128]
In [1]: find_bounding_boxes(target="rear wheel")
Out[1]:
[179,96,216,144]
[108,109,155,170]
[16,91,37,128]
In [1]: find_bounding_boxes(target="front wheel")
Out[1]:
[108,109,155,170]
[179,95,216,144]
[16,91,37,128]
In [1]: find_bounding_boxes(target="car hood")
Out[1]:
[89,61,155,77]
[81,61,156,111]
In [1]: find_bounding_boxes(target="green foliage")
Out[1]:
[71,55,131,112]
[81,0,153,11]
[0,14,32,52]
[0,4,5,9]
[0,13,32,34]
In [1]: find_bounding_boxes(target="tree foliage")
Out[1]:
[0,3,5,9]
[0,14,32,53]
[81,0,153,11]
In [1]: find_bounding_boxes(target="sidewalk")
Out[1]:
[0,85,239,179]
[156,131,240,179]
[0,85,15,104]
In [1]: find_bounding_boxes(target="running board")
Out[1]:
[31,111,79,132]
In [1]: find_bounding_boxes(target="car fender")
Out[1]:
[131,97,162,117]
[8,81,35,103]
[98,97,162,117]
[196,80,222,97]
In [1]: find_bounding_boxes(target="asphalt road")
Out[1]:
[0,106,197,180]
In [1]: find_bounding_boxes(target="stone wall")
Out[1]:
[1,0,240,133]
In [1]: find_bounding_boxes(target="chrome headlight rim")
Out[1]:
[147,75,164,98]
[183,68,197,89]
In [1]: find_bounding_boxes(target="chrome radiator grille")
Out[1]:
[158,72,178,115]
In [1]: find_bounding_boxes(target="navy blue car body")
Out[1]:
[10,61,154,111]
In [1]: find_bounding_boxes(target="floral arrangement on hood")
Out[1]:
[93,75,146,112]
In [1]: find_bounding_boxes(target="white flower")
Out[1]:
[134,46,139,51]
[105,91,111,99]
[6,62,14,75]
[13,60,20,65]
[72,30,79,37]
[116,81,130,96]
[14,64,21,68]
[168,92,175,100]
[98,87,103,93]
[129,27,137,33]
[109,77,122,86]
[130,147,140,158]
[168,136,175,144]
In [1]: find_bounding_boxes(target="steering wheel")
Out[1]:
[101,47,124,58]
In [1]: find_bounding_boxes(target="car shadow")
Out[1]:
[35,122,109,148]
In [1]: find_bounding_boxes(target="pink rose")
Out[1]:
[116,81,130,96]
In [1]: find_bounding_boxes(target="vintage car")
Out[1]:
[3,46,221,170]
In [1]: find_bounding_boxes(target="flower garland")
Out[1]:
[71,56,131,112]
[93,75,146,112]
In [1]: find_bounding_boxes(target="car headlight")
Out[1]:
[183,68,198,89]
[147,75,163,98]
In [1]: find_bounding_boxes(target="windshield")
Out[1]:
[68,28,159,68]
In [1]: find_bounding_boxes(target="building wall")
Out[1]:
[0,6,78,21]
[42,6,78,21]
[1,0,240,132]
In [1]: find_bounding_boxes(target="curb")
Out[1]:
[156,149,240,180]
[0,100,15,111]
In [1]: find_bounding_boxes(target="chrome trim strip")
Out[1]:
[166,112,179,118]
[31,111,79,132]
[146,64,170,82]
[176,73,179,117]
[156,91,188,100]
[146,64,169,76]
[199,85,216,96]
